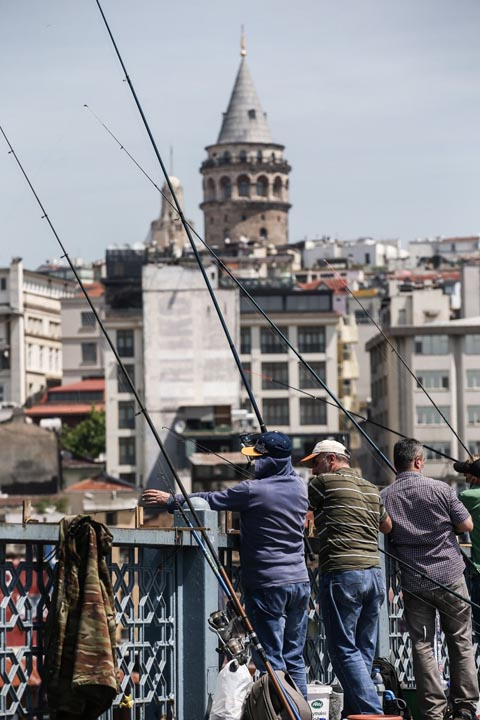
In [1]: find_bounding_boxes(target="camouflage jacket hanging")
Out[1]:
[43,515,118,720]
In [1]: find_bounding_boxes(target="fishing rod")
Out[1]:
[84,100,395,478]
[86,12,477,632]
[94,1,266,434]
[0,123,298,720]
[322,259,473,459]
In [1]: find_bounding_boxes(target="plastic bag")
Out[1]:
[209,659,253,720]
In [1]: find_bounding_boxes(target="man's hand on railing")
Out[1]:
[140,489,171,506]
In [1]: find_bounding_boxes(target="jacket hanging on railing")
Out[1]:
[43,515,118,720]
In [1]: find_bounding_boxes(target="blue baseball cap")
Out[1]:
[241,431,292,458]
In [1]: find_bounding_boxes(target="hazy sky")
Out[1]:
[1,0,480,270]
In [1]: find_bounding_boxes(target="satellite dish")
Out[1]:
[174,419,187,434]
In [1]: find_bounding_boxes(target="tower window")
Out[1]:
[239,150,247,162]
[206,178,216,201]
[273,177,282,198]
[238,175,250,197]
[220,177,232,199]
[260,228,268,239]
[248,109,256,119]
[256,177,268,197]
[222,151,231,164]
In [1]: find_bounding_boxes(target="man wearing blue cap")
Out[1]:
[142,431,310,698]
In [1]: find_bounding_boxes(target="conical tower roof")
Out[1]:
[217,56,273,144]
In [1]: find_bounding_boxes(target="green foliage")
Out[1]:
[61,407,106,460]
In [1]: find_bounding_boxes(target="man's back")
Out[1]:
[381,471,468,590]
[309,467,385,572]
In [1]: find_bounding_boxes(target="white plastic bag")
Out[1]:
[209,659,253,720]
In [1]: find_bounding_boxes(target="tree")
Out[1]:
[61,407,106,460]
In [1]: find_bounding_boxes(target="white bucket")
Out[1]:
[307,684,332,720]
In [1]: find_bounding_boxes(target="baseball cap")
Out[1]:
[241,431,292,458]
[300,439,350,463]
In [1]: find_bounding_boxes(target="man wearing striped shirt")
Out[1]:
[302,440,392,718]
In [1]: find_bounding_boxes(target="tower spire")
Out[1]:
[240,25,246,57]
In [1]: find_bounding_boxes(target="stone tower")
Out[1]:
[200,34,291,250]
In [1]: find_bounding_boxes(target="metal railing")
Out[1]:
[0,518,476,719]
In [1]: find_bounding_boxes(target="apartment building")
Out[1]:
[366,283,480,483]
[0,258,74,406]
[238,283,351,463]
[61,283,105,383]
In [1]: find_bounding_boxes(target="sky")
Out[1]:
[1,0,480,270]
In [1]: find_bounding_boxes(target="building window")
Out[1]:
[465,335,480,354]
[261,362,288,390]
[260,327,288,354]
[118,401,135,429]
[117,329,134,357]
[0,278,6,291]
[81,342,97,364]
[0,384,3,401]
[239,150,247,162]
[117,364,135,393]
[467,406,480,425]
[298,327,325,354]
[424,442,451,460]
[256,176,268,196]
[467,370,480,389]
[259,227,268,239]
[119,437,136,465]
[263,398,289,426]
[119,473,136,483]
[469,441,480,456]
[238,175,250,197]
[299,362,326,388]
[273,177,282,198]
[414,335,449,355]
[416,406,450,425]
[240,327,251,354]
[416,370,449,390]
[300,398,327,425]
[81,311,96,328]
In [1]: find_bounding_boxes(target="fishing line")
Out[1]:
[84,98,394,477]
[322,259,472,459]
[249,370,459,463]
[94,0,266,436]
[0,122,299,720]
[90,3,478,665]
[162,427,254,482]
[84,105,466,494]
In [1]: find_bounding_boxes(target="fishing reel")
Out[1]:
[239,432,260,469]
[453,456,480,479]
[208,606,249,665]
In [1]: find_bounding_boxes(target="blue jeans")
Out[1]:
[319,567,385,717]
[244,581,310,699]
